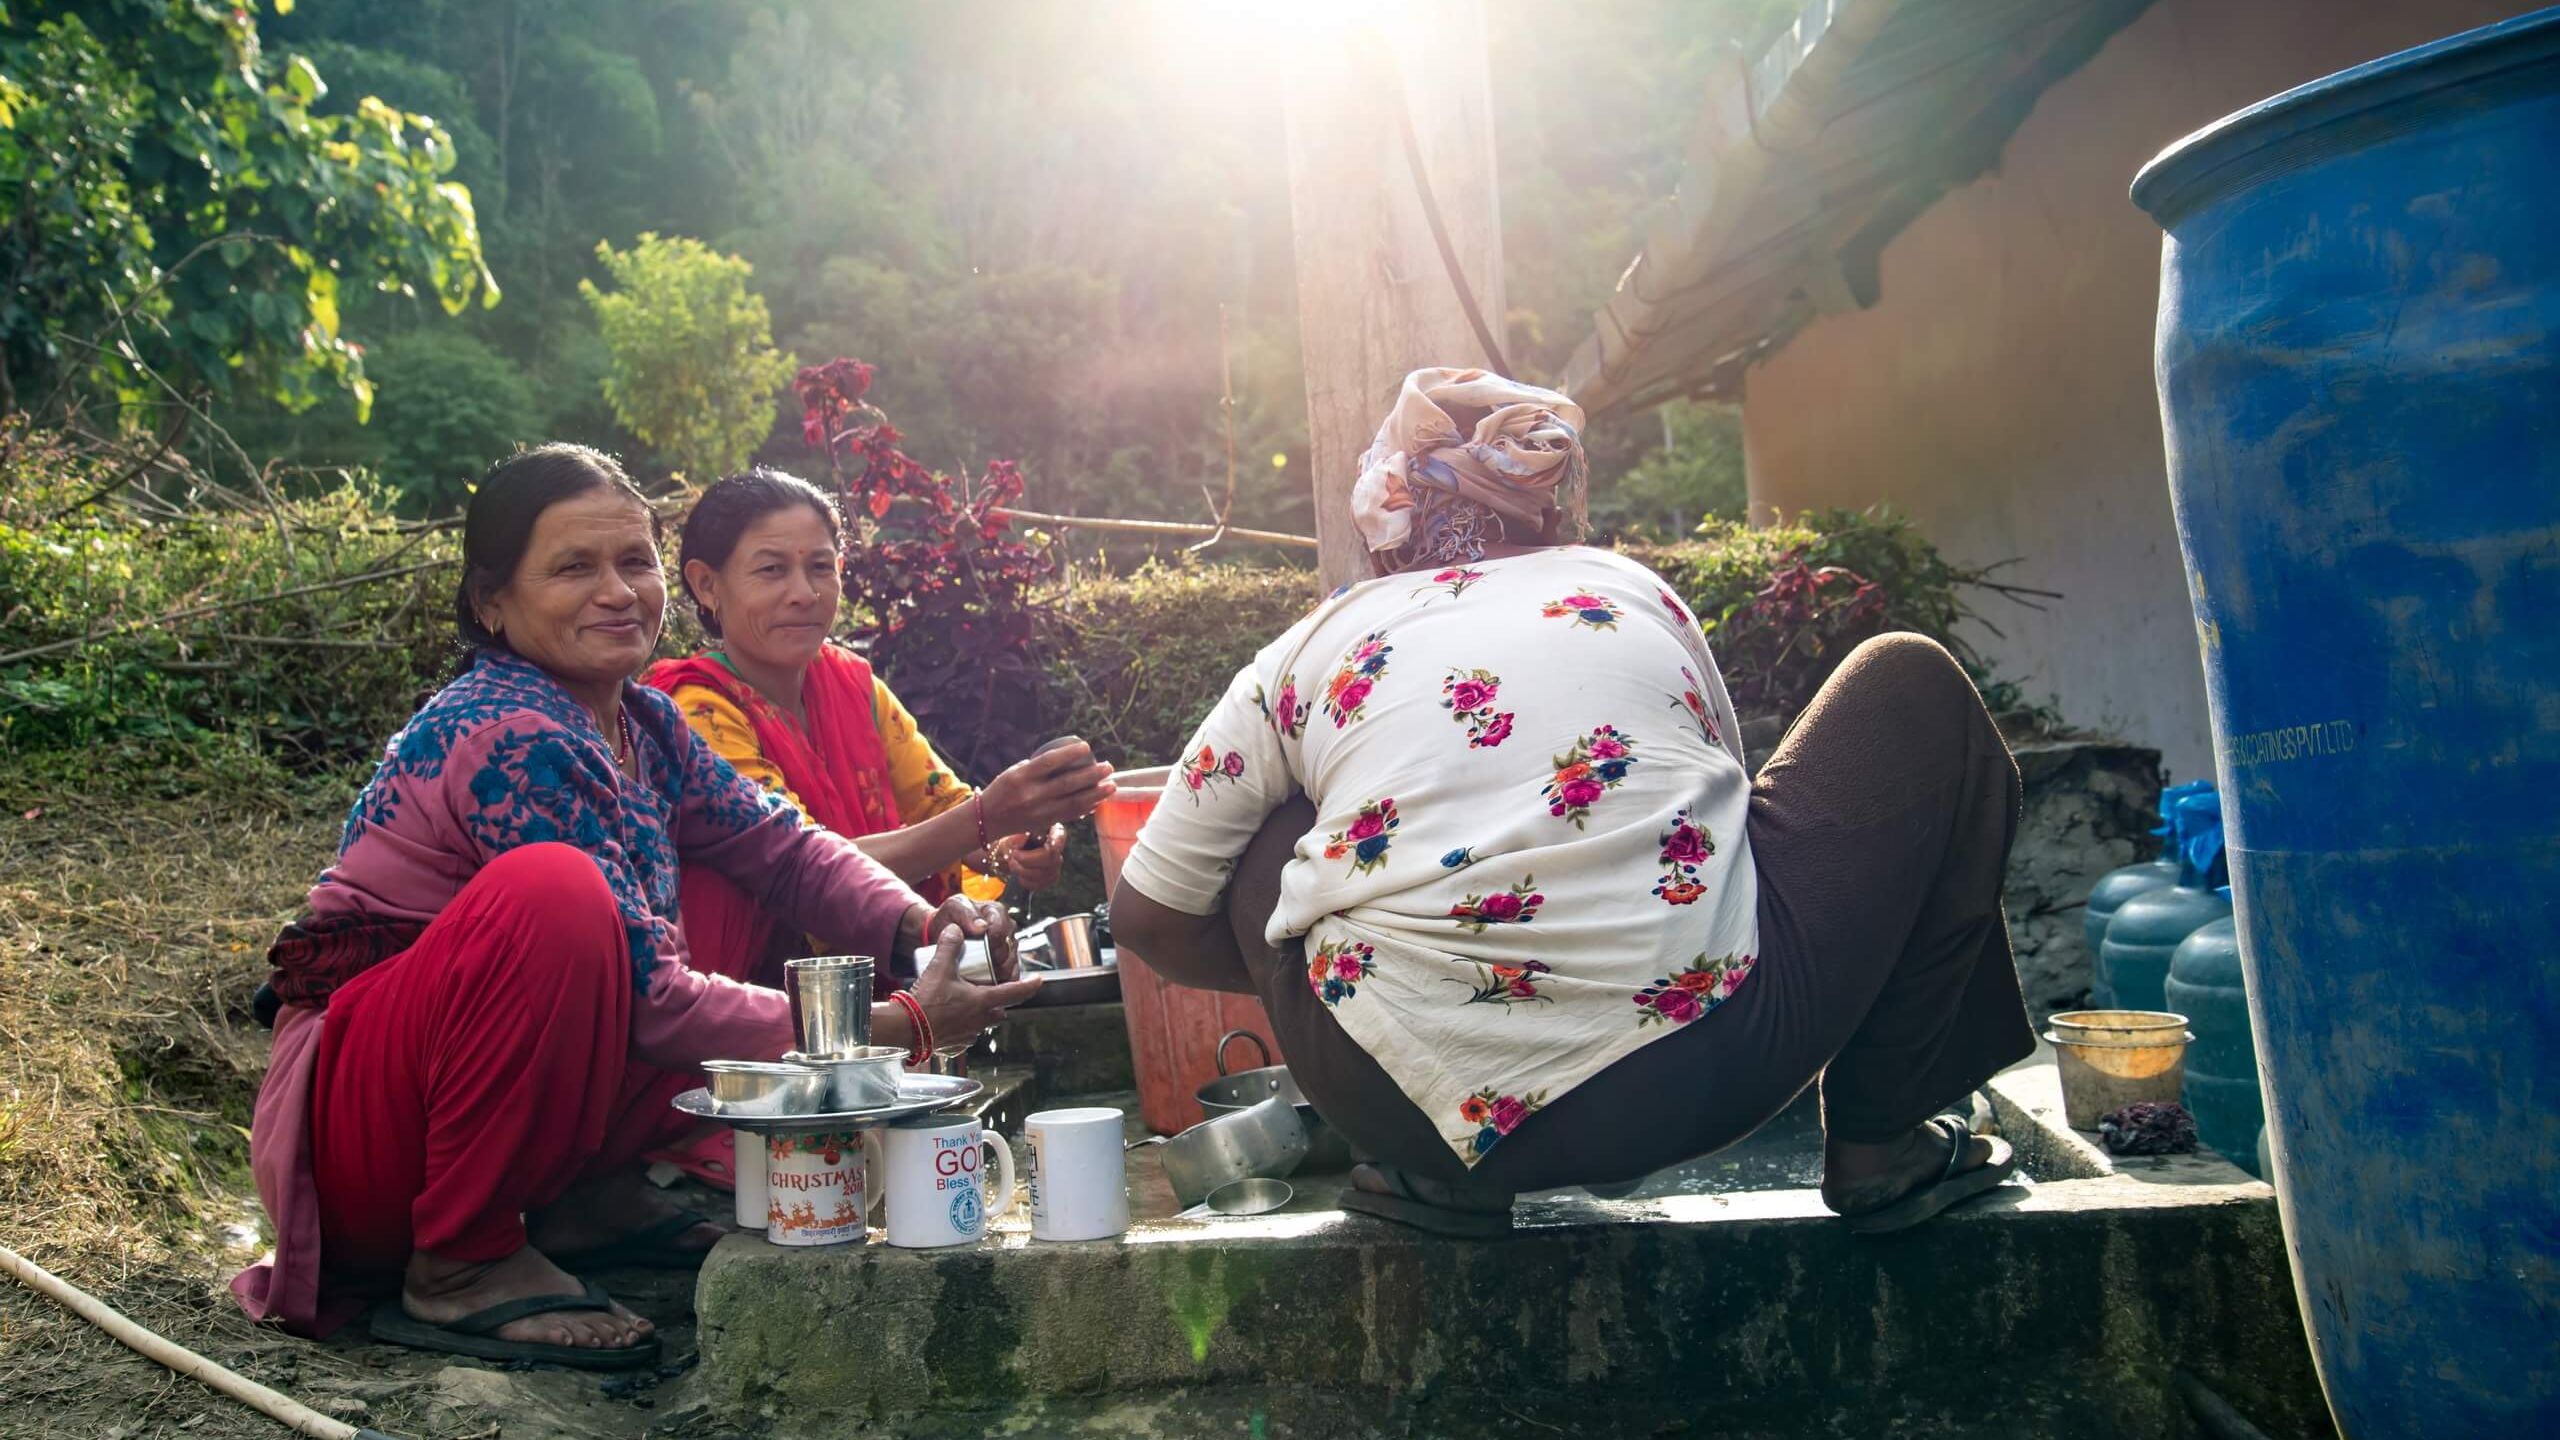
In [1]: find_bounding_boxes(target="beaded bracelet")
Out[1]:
[889,988,933,1068]
[972,792,991,856]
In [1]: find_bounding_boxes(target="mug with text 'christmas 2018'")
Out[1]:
[766,1130,867,1246]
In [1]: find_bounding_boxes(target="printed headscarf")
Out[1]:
[1349,367,1588,556]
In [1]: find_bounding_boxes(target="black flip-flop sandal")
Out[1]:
[366,1277,662,1371]
[1839,1116,2017,1236]
[549,1212,725,1272]
[1338,1163,1517,1239]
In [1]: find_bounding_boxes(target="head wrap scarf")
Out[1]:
[1349,367,1589,557]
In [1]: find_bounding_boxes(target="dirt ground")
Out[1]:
[0,769,738,1440]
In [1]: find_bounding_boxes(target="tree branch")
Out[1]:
[990,507,1317,550]
[0,559,456,668]
[42,413,191,522]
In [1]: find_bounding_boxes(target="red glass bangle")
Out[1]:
[890,989,933,1067]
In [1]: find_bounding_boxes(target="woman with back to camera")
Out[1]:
[1112,368,2032,1235]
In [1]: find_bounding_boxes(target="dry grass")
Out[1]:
[0,772,324,1273]
[0,764,362,1439]
[0,765,723,1440]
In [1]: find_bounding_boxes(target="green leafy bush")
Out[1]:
[580,234,795,484]
[1635,507,2040,723]
[0,428,458,763]
[1,427,2034,906]
[1044,558,1322,771]
[0,1,496,417]
[359,331,543,514]
[1588,400,1748,542]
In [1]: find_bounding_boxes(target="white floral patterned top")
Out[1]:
[1119,546,1760,1168]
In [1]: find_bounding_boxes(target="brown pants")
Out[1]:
[1169,632,2035,1195]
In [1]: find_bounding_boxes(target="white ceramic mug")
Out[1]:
[765,1130,867,1246]
[732,1127,769,1230]
[866,1115,1018,1248]
[1022,1106,1130,1242]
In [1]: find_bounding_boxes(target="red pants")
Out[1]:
[308,844,692,1274]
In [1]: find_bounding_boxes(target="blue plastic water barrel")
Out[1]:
[2134,11,2560,1436]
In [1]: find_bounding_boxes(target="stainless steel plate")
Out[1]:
[671,1073,983,1132]
[1013,966,1121,1009]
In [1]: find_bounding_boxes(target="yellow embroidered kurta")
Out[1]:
[668,677,1001,902]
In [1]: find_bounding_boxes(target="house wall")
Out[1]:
[1738,0,2536,781]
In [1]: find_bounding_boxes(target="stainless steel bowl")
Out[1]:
[783,1046,907,1111]
[702,1060,827,1117]
[1204,1177,1294,1217]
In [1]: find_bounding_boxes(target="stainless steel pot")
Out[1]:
[1133,1093,1309,1207]
[1196,1030,1358,1172]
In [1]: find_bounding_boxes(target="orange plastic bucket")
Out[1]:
[1096,766,1288,1135]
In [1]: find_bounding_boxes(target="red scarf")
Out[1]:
[650,644,903,841]
[647,644,928,990]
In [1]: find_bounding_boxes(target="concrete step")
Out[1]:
[757,1373,2261,1439]
[693,1057,2327,1438]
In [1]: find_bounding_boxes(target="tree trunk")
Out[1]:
[1282,2,1506,590]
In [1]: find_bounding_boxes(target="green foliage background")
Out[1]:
[580,233,796,484]
[106,0,1782,535]
[0,0,497,421]
[0,456,2012,769]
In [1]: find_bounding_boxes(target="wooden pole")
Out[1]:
[1283,2,1507,590]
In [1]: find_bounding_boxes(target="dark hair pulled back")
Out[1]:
[452,442,653,653]
[675,467,843,638]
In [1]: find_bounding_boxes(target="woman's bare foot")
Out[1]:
[527,1169,722,1257]
[1819,1119,1996,1217]
[403,1246,651,1350]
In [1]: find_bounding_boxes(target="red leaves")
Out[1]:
[793,356,1055,777]
[1715,545,1892,716]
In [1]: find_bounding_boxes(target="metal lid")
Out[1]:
[2131,6,2560,226]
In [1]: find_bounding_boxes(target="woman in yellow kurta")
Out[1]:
[644,468,1116,992]
[670,658,1006,903]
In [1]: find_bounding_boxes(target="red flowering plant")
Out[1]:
[1643,508,2058,729]
[797,357,1057,781]
[1707,547,1890,717]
